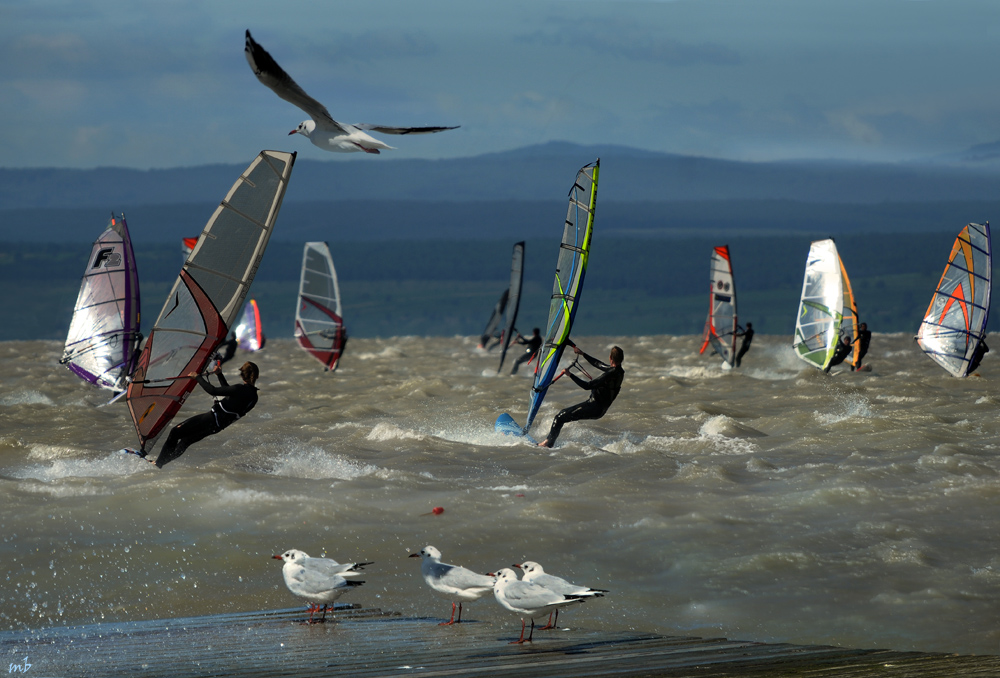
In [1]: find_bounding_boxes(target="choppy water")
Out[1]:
[1,335,998,655]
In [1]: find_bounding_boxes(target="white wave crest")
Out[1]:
[1,390,54,406]
[270,446,380,480]
[366,422,426,443]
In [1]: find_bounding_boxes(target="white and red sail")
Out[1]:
[294,241,347,371]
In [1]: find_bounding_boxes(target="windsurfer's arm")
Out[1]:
[194,371,240,397]
[580,351,611,372]
[567,371,592,390]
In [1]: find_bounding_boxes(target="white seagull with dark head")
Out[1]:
[409,545,496,625]
[245,30,458,155]
[272,549,370,622]
[515,560,607,629]
[490,568,587,644]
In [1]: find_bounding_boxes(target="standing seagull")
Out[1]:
[409,545,495,625]
[273,549,370,622]
[244,30,458,154]
[515,560,607,629]
[490,568,587,644]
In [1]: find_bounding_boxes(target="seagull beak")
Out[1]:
[513,563,522,568]
[288,129,298,136]
[272,555,283,560]
[408,553,419,558]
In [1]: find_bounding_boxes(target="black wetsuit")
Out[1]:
[510,333,543,375]
[217,334,238,365]
[154,371,258,468]
[542,351,624,447]
[854,328,872,369]
[735,326,754,367]
[968,339,989,374]
[825,340,853,373]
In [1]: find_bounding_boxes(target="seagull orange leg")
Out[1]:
[538,611,556,630]
[439,602,457,626]
[510,618,527,644]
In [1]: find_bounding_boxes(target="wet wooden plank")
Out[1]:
[2,607,999,677]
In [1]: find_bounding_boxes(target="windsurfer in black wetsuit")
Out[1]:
[735,322,753,367]
[538,345,624,448]
[824,335,853,373]
[510,328,542,375]
[968,337,989,374]
[852,322,871,371]
[217,332,238,364]
[144,361,260,468]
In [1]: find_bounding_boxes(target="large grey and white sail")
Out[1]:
[126,150,296,454]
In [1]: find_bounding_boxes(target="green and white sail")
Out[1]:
[792,239,859,370]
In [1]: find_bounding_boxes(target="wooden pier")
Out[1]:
[2,606,998,677]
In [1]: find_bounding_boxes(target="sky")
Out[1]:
[3,0,1000,169]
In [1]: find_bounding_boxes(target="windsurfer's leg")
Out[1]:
[510,352,530,375]
[541,401,600,447]
[735,345,749,367]
[154,411,218,468]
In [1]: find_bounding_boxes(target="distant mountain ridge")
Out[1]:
[3,141,1000,211]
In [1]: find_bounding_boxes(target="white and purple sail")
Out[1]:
[61,213,142,393]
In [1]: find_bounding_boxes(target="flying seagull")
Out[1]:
[244,30,458,154]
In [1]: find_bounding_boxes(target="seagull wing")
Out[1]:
[502,580,566,610]
[432,563,494,591]
[244,30,345,133]
[355,124,460,136]
[292,565,354,596]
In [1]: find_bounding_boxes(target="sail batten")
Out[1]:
[126,150,295,452]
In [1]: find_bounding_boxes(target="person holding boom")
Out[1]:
[137,361,260,468]
[538,344,624,448]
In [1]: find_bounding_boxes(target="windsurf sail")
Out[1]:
[699,245,738,366]
[60,213,141,392]
[496,159,599,436]
[496,241,525,372]
[478,289,508,349]
[126,150,296,454]
[235,299,265,351]
[916,222,992,377]
[295,241,347,371]
[792,238,859,371]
